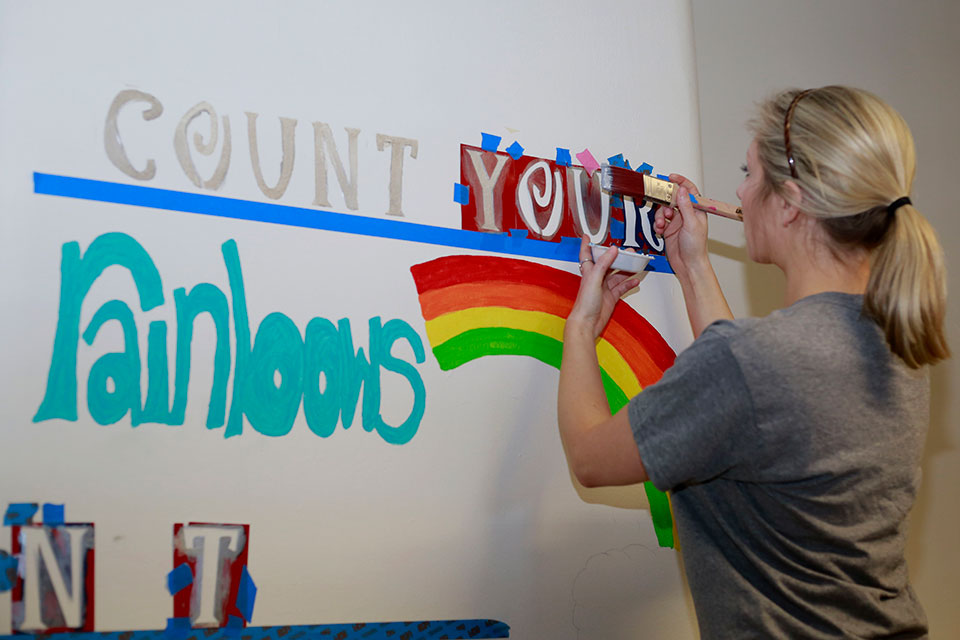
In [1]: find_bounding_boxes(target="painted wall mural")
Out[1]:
[3,15,700,629]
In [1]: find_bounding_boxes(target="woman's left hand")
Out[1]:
[566,237,642,340]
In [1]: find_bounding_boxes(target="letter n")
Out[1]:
[11,523,95,632]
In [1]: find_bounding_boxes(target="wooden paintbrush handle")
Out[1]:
[690,195,743,221]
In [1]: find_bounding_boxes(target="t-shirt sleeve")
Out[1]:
[629,323,757,491]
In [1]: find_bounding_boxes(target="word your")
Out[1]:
[105,89,419,216]
[33,233,427,444]
[458,144,663,253]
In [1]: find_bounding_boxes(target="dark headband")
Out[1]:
[783,89,814,179]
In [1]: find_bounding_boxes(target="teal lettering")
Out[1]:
[222,239,251,438]
[34,233,163,422]
[368,318,426,445]
[302,317,341,438]
[34,233,428,445]
[141,321,176,424]
[82,300,141,425]
[244,312,304,437]
[337,318,376,430]
[172,284,231,428]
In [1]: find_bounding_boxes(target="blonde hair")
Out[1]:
[749,86,949,368]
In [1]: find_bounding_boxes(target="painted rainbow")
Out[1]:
[409,255,677,548]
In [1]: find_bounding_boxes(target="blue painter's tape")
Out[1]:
[656,174,670,181]
[225,615,245,637]
[624,159,632,170]
[689,193,698,204]
[33,173,673,275]
[453,183,469,205]
[509,232,530,249]
[236,566,257,622]
[505,141,524,160]
[0,620,511,640]
[645,254,673,273]
[555,147,571,166]
[609,218,625,240]
[167,563,193,595]
[0,551,18,592]
[558,236,582,253]
[607,153,625,168]
[637,162,653,174]
[42,503,64,526]
[611,195,623,208]
[480,132,501,152]
[4,503,38,525]
[164,617,191,640]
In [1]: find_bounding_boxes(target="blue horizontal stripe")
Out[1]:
[33,173,672,274]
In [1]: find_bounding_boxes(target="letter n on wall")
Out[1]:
[172,523,250,628]
[10,523,96,632]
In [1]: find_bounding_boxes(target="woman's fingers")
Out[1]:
[578,236,592,263]
[669,173,701,196]
[593,245,619,274]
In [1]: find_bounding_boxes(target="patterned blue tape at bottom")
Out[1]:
[0,619,510,640]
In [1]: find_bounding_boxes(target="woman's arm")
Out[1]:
[656,176,734,337]
[557,240,649,488]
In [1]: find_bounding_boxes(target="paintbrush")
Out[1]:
[601,165,743,222]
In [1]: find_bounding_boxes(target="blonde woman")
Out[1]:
[558,86,948,639]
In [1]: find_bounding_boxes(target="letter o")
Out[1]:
[302,317,342,438]
[243,312,304,437]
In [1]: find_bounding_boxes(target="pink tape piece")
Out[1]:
[575,149,600,176]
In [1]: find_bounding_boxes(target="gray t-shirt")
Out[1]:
[629,292,929,639]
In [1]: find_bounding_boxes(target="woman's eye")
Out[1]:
[740,164,749,175]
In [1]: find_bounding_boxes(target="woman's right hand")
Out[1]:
[653,173,710,280]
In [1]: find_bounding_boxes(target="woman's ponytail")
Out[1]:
[864,204,950,368]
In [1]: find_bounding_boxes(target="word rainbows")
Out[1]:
[409,255,677,547]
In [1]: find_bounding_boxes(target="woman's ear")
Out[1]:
[778,180,804,227]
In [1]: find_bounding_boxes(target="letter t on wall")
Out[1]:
[375,134,418,216]
[173,523,249,628]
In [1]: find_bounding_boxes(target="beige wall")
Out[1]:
[689,0,959,635]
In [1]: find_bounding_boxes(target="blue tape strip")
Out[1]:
[34,173,673,275]
[0,551,18,592]
[166,563,193,595]
[607,153,625,168]
[4,503,38,525]
[611,195,623,208]
[689,193,698,204]
[608,218,625,240]
[164,617,191,640]
[637,162,653,174]
[236,566,257,622]
[555,147,571,166]
[0,620,511,640]
[480,132,501,152]
[453,183,469,205]
[656,174,670,181]
[42,503,64,526]
[505,141,524,160]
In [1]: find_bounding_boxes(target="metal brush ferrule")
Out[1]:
[642,174,676,206]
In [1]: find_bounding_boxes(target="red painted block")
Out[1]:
[172,523,250,628]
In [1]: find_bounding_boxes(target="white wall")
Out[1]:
[690,1,960,636]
